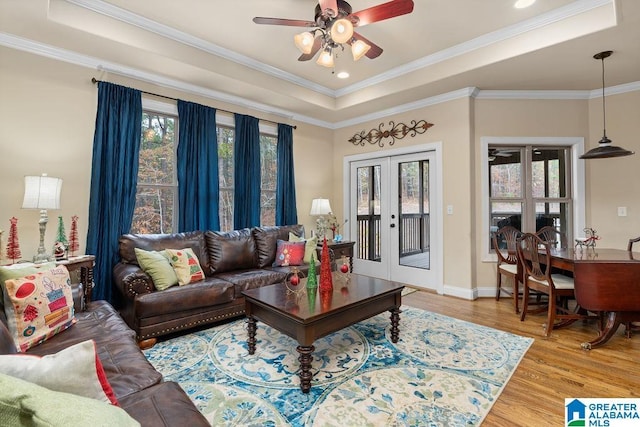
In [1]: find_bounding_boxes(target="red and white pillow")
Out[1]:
[273,240,306,267]
[0,339,118,405]
[164,248,206,285]
[3,266,76,352]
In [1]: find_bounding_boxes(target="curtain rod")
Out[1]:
[90,78,296,129]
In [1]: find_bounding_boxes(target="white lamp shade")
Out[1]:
[294,31,315,54]
[351,39,371,61]
[22,175,62,210]
[330,18,354,44]
[310,198,332,216]
[316,49,335,68]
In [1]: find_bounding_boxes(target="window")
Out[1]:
[131,111,178,234]
[482,137,586,259]
[489,145,573,241]
[217,125,234,231]
[131,103,278,233]
[260,134,277,227]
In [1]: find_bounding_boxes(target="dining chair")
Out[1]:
[625,236,640,337]
[536,226,568,249]
[627,236,640,251]
[517,233,594,337]
[493,226,523,313]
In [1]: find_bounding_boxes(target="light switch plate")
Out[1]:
[618,207,628,217]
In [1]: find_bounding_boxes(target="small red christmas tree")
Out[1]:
[319,237,333,293]
[68,215,80,257]
[6,217,22,264]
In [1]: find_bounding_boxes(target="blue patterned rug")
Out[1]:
[143,306,533,426]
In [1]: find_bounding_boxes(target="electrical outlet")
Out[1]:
[618,207,627,217]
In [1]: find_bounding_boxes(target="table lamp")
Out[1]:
[310,198,332,239]
[22,174,63,263]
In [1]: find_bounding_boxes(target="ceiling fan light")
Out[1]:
[317,49,334,67]
[330,18,354,44]
[351,39,371,61]
[294,31,315,54]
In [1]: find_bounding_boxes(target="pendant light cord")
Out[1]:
[601,56,607,138]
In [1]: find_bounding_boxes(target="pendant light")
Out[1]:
[580,51,634,159]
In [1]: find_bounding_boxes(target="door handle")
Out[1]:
[390,224,396,228]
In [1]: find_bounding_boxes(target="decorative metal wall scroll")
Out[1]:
[349,119,434,148]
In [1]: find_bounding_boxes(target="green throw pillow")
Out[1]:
[0,373,139,427]
[289,233,318,264]
[134,248,178,291]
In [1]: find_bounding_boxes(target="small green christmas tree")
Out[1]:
[55,216,68,245]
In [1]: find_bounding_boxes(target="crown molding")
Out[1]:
[332,87,477,129]
[0,32,331,129]
[64,0,335,97]
[336,0,613,97]
[2,31,638,130]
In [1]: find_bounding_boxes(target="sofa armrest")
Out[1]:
[71,282,85,313]
[113,263,156,299]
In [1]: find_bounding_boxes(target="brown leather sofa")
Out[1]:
[113,224,318,347]
[0,285,209,426]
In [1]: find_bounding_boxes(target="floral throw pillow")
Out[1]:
[165,248,206,285]
[3,266,75,352]
[273,240,306,267]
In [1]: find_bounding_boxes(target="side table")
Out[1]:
[56,255,96,305]
[318,240,355,272]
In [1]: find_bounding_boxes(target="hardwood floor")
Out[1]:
[402,290,640,426]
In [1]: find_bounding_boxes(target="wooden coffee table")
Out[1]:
[242,273,404,393]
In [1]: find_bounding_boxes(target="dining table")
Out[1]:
[546,247,640,349]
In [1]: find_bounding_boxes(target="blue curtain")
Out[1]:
[86,82,142,304]
[176,100,219,232]
[233,114,261,228]
[275,124,298,225]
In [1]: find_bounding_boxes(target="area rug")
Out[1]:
[143,306,533,426]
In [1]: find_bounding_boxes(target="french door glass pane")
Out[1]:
[356,166,381,262]
[399,161,430,269]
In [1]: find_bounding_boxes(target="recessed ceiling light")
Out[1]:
[336,71,349,79]
[514,0,535,8]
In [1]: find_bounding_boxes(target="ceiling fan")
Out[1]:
[488,148,518,162]
[253,0,414,68]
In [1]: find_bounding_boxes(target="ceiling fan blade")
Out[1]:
[318,0,339,18]
[298,36,323,61]
[352,0,414,27]
[253,17,316,27]
[351,32,383,59]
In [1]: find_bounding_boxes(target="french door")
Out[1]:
[348,150,440,291]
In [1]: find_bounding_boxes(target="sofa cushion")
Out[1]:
[165,248,206,285]
[0,339,118,405]
[215,269,287,297]
[205,228,257,273]
[289,232,318,263]
[134,277,235,319]
[273,240,306,267]
[119,381,209,427]
[252,225,305,268]
[0,373,140,427]
[26,301,162,401]
[134,248,178,291]
[119,231,210,274]
[3,266,76,352]
[0,262,57,312]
